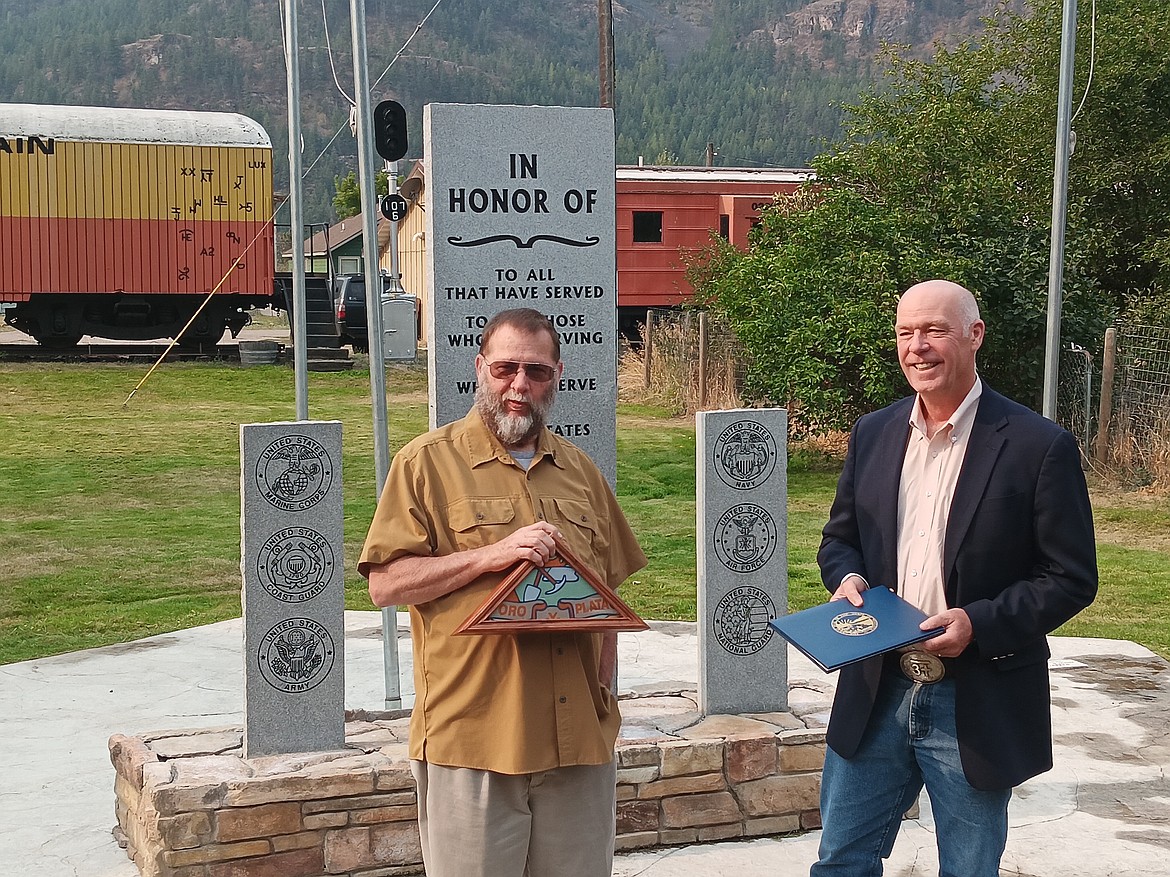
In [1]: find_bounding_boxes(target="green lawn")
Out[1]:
[1,361,1167,664]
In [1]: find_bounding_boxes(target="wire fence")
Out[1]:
[630,310,1170,488]
[1101,324,1170,486]
[627,308,746,413]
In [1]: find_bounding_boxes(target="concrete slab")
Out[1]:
[2,615,1167,876]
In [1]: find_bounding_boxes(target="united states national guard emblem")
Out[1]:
[713,586,776,656]
[258,618,335,693]
[257,527,334,603]
[713,503,778,573]
[713,420,778,490]
[255,434,334,511]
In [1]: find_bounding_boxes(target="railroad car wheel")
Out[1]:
[35,333,83,349]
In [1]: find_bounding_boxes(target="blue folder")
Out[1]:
[769,586,944,673]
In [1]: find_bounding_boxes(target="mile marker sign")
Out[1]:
[380,193,409,222]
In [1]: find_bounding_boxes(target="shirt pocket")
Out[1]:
[540,496,602,561]
[445,497,517,551]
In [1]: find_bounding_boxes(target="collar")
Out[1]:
[463,407,562,470]
[909,376,983,442]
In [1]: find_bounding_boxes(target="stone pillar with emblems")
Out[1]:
[240,421,345,756]
[697,409,789,715]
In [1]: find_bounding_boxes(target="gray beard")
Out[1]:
[475,382,556,448]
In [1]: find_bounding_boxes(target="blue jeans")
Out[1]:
[811,672,1011,877]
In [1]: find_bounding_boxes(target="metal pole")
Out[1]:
[1042,0,1078,420]
[349,0,399,708]
[386,159,404,296]
[283,0,309,420]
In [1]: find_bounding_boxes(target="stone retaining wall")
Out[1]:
[110,704,826,877]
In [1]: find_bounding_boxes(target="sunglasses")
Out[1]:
[485,360,557,382]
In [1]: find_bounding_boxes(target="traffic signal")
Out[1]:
[373,100,408,162]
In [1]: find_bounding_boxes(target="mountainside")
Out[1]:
[0,0,1008,221]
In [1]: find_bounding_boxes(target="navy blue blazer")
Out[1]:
[818,385,1098,790]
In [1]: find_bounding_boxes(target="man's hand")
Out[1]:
[830,574,868,607]
[487,521,560,570]
[919,608,973,658]
[368,521,561,607]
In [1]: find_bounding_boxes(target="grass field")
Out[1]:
[1,360,1167,664]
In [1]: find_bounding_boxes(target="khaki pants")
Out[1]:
[410,758,617,877]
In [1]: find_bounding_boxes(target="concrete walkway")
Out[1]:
[3,614,1169,876]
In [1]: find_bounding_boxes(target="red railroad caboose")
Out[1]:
[615,165,811,338]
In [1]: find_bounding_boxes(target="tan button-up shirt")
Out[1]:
[359,408,647,774]
[897,378,982,616]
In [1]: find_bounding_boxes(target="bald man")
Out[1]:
[811,280,1097,876]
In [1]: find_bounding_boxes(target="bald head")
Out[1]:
[895,279,985,420]
[899,280,981,338]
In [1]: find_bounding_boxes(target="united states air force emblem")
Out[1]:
[257,527,335,603]
[713,420,778,490]
[258,618,335,693]
[255,435,334,511]
[713,503,778,572]
[713,586,776,656]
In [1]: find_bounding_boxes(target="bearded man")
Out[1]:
[359,307,646,877]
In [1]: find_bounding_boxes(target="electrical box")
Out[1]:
[381,294,418,362]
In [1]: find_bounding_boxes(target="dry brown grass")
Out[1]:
[618,312,744,415]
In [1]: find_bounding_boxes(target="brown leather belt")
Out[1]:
[887,649,952,684]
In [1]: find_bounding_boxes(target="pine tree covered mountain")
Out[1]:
[0,0,1005,222]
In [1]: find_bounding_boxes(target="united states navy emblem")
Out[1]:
[712,420,778,490]
[713,503,778,572]
[258,618,335,693]
[255,435,333,511]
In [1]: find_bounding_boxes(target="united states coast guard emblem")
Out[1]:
[713,420,778,490]
[713,586,776,655]
[257,528,335,603]
[255,435,334,511]
[713,504,778,572]
[830,611,879,636]
[258,618,335,693]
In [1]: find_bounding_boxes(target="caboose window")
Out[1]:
[633,211,663,243]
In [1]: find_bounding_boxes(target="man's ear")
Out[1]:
[970,320,986,352]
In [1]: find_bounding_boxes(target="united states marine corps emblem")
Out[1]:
[713,503,778,573]
[255,435,334,511]
[258,618,335,693]
[713,420,778,490]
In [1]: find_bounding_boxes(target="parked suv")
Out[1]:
[332,273,393,352]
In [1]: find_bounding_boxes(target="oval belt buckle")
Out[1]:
[899,650,946,684]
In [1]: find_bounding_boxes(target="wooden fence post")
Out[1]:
[1094,327,1117,464]
[642,310,654,390]
[698,311,709,410]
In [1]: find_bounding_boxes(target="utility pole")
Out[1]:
[1042,0,1078,421]
[349,0,400,707]
[598,0,615,108]
[282,0,309,420]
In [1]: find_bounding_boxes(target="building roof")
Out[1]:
[0,102,270,148]
[616,165,813,184]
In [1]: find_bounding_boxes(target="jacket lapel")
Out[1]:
[877,401,913,584]
[945,389,1007,583]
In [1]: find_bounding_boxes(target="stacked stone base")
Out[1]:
[110,710,825,877]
